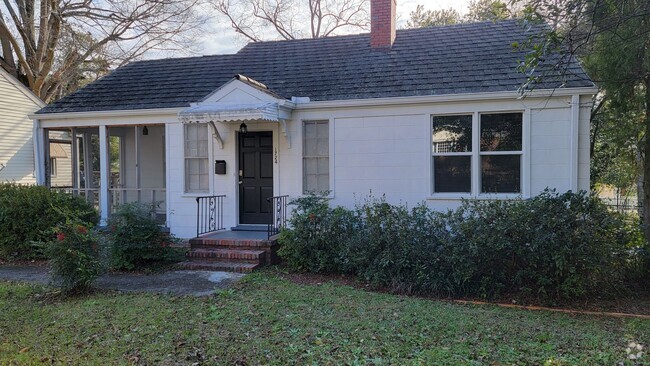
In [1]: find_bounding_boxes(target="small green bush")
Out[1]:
[107,202,185,270]
[41,220,103,295]
[0,184,98,260]
[278,190,645,302]
[278,195,361,272]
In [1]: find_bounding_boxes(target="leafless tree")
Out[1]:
[0,0,206,102]
[214,0,369,42]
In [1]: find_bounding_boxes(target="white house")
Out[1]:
[0,67,45,184]
[32,0,596,242]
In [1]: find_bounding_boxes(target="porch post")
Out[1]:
[135,126,141,202]
[43,129,51,187]
[82,132,92,197]
[99,125,110,225]
[32,119,45,185]
[71,128,79,190]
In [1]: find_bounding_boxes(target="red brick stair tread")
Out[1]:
[188,248,265,257]
[178,260,258,273]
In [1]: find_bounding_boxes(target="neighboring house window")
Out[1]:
[432,112,523,194]
[432,115,472,193]
[480,113,522,193]
[184,124,209,193]
[303,121,329,194]
[49,158,58,177]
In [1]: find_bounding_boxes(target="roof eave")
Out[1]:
[293,87,599,110]
[30,106,185,120]
[31,87,598,120]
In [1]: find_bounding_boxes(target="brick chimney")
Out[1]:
[370,0,397,49]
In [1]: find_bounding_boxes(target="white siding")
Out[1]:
[0,72,43,184]
[38,92,592,238]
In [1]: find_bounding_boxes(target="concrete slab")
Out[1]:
[0,265,244,296]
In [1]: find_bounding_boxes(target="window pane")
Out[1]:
[481,155,521,193]
[433,156,471,193]
[432,115,472,153]
[317,138,329,156]
[305,122,317,139]
[303,121,329,194]
[317,157,329,174]
[317,173,330,192]
[199,172,209,190]
[184,124,209,193]
[317,121,328,138]
[480,113,522,151]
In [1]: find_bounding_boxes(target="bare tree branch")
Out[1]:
[213,0,369,42]
[0,0,206,101]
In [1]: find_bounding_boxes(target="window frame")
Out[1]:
[302,120,331,195]
[478,112,524,194]
[183,123,211,195]
[430,110,528,199]
[431,114,473,194]
[49,157,58,178]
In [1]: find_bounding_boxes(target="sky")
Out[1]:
[198,0,472,55]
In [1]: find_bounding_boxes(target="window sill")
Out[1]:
[426,194,472,200]
[427,193,526,201]
[181,193,212,198]
[299,193,335,200]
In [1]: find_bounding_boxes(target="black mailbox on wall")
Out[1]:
[215,160,226,175]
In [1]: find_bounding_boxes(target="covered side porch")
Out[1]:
[35,124,167,225]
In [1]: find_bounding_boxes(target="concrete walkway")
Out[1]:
[0,265,244,296]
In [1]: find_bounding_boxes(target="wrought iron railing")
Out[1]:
[196,195,226,237]
[267,195,289,239]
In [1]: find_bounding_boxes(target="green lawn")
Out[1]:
[0,272,648,365]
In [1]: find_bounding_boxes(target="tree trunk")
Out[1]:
[642,76,650,244]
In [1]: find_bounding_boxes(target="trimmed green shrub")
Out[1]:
[41,220,103,295]
[278,190,645,302]
[442,190,640,300]
[0,183,98,260]
[107,202,185,270]
[278,195,362,272]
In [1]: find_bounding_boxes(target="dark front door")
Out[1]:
[239,131,273,224]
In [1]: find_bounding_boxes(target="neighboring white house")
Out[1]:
[32,0,597,239]
[0,67,45,184]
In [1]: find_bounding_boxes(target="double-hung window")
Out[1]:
[432,115,473,193]
[432,112,523,195]
[303,120,329,194]
[479,113,522,193]
[184,124,209,193]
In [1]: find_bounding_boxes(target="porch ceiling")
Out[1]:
[178,102,282,124]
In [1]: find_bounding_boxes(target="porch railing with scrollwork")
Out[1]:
[267,195,289,239]
[196,195,226,237]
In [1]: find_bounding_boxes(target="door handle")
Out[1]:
[239,181,243,185]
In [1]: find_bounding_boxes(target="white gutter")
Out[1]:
[30,107,185,120]
[31,87,598,119]
[293,87,599,110]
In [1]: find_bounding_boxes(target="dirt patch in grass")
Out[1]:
[274,267,650,316]
[0,259,47,266]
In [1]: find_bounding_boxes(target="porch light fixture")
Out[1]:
[142,126,149,135]
[239,123,248,135]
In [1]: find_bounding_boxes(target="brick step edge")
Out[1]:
[189,239,277,248]
[177,261,258,273]
[186,249,265,262]
[190,243,275,251]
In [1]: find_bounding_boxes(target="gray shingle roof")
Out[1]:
[37,20,594,114]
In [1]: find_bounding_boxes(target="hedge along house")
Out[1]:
[33,0,596,261]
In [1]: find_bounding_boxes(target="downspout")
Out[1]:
[32,118,45,185]
[569,95,580,192]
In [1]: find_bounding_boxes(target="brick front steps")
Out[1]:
[178,232,279,273]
